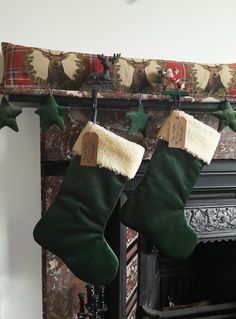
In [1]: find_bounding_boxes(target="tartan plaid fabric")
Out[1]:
[1,42,35,88]
[0,42,100,91]
[1,41,236,99]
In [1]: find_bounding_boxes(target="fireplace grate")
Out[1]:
[142,301,236,318]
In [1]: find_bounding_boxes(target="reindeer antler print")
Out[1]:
[124,58,153,92]
[97,53,121,81]
[201,64,225,93]
[36,49,73,88]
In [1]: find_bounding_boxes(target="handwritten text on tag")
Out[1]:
[80,132,98,167]
[168,116,187,149]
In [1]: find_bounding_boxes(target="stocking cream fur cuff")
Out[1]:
[73,122,145,179]
[158,110,220,164]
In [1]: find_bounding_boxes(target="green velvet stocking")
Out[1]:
[120,140,202,259]
[120,111,220,259]
[33,121,144,285]
[34,157,125,285]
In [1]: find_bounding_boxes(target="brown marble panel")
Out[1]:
[126,254,138,303]
[127,303,137,319]
[214,126,236,159]
[42,108,161,160]
[41,176,86,319]
[42,109,236,161]
[126,228,138,249]
[189,112,236,160]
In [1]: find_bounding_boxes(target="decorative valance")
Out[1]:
[1,42,236,102]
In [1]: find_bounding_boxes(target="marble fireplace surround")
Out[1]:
[7,93,236,319]
[2,41,236,319]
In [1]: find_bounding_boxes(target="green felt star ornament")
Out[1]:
[213,98,236,132]
[126,100,148,136]
[0,96,22,132]
[35,94,69,134]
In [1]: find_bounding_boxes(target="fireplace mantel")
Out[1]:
[3,42,236,319]
[24,88,236,319]
[7,92,236,113]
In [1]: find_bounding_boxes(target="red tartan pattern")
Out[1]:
[2,42,35,88]
[0,42,102,91]
[2,42,236,100]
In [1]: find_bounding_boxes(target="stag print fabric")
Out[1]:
[2,41,236,101]
[0,42,94,90]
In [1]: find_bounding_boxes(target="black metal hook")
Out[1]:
[162,90,189,111]
[89,89,98,123]
[1,93,7,102]
[173,93,181,110]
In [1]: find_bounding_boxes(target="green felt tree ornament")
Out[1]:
[126,95,148,136]
[0,96,22,132]
[212,98,236,132]
[35,93,68,134]
[120,110,220,259]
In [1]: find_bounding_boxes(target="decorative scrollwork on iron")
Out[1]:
[184,207,236,233]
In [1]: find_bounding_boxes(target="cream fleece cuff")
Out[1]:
[158,110,220,164]
[73,121,145,179]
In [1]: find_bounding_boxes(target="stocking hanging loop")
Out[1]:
[89,89,98,123]
[138,93,143,104]
[173,93,181,110]
[48,87,53,96]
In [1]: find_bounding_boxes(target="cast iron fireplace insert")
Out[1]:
[132,159,236,319]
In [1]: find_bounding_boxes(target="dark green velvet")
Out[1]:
[120,140,204,259]
[212,98,236,132]
[0,96,22,132]
[126,100,148,136]
[35,94,68,134]
[33,156,126,285]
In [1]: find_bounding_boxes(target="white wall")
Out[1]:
[0,0,236,318]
